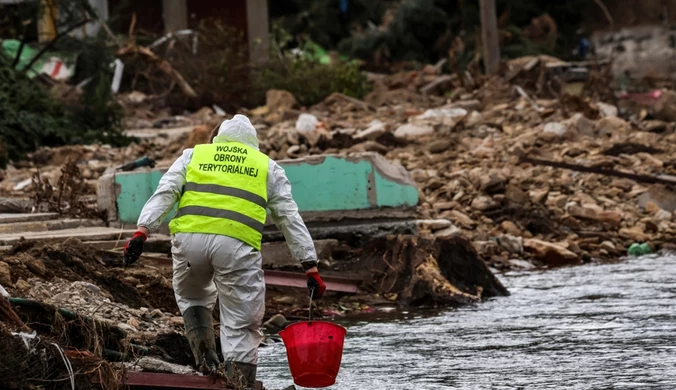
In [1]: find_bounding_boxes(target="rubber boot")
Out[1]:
[183,306,220,373]
[225,361,257,389]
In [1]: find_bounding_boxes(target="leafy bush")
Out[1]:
[256,58,370,106]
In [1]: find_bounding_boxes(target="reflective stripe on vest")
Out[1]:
[168,142,269,250]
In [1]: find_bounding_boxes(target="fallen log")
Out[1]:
[520,156,676,186]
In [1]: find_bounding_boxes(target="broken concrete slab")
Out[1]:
[99,152,419,225]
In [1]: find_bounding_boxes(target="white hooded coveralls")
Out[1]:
[137,115,317,365]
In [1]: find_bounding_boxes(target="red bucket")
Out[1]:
[279,321,347,388]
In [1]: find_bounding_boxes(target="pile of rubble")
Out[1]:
[238,58,676,269]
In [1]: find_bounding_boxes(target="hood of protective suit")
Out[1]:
[212,114,259,150]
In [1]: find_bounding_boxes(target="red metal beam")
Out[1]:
[138,255,361,293]
[264,270,361,293]
[125,372,263,390]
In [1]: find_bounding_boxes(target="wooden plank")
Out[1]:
[0,213,59,224]
[0,227,137,245]
[0,218,104,234]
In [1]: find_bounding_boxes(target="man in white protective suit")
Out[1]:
[122,114,326,388]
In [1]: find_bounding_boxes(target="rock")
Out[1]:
[0,262,11,287]
[72,281,101,295]
[594,116,630,136]
[637,186,676,213]
[273,296,296,305]
[170,316,184,326]
[471,196,499,211]
[543,122,569,137]
[150,309,163,318]
[52,292,71,301]
[596,211,623,226]
[433,202,457,212]
[418,219,453,231]
[643,120,668,133]
[562,113,595,136]
[263,314,288,333]
[600,241,616,252]
[266,89,297,113]
[596,102,618,117]
[501,220,522,236]
[448,100,482,112]
[413,107,467,126]
[354,122,386,140]
[530,188,549,204]
[295,113,319,132]
[433,225,461,237]
[465,111,484,127]
[14,279,30,290]
[508,259,536,269]
[394,123,434,139]
[128,317,141,329]
[645,201,661,214]
[653,90,676,122]
[118,323,137,333]
[496,234,523,254]
[524,239,581,266]
[654,209,672,221]
[445,210,476,227]
[427,139,453,153]
[480,173,507,194]
[619,227,648,242]
[505,185,529,205]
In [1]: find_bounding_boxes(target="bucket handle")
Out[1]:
[308,287,314,322]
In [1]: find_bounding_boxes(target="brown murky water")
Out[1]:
[259,254,676,389]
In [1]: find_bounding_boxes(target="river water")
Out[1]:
[258,254,676,389]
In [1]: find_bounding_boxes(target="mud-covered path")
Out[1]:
[259,254,676,389]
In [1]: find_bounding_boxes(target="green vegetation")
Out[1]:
[257,57,370,106]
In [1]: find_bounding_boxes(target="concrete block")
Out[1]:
[98,152,419,225]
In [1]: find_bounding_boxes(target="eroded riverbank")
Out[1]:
[259,253,676,389]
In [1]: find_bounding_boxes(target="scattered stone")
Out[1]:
[471,196,499,211]
[418,219,452,231]
[128,317,141,329]
[480,173,508,194]
[530,188,549,204]
[274,296,296,305]
[619,227,648,242]
[496,235,523,254]
[596,102,618,117]
[0,262,11,287]
[355,122,386,140]
[654,209,672,221]
[543,122,569,137]
[170,316,184,326]
[445,210,476,227]
[427,139,453,153]
[600,241,616,252]
[14,279,30,290]
[263,314,288,333]
[594,116,630,135]
[266,89,297,113]
[150,309,163,318]
[501,220,522,236]
[524,239,581,266]
[508,259,536,269]
[505,185,529,205]
[394,123,434,139]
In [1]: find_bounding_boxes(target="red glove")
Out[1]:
[306,272,326,300]
[123,231,147,265]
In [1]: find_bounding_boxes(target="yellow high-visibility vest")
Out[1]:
[169,142,269,250]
